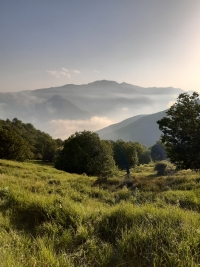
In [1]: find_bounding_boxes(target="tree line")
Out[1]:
[55,131,164,176]
[0,118,167,176]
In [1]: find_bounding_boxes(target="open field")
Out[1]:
[1,160,200,266]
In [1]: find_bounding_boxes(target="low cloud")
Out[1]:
[49,116,113,139]
[61,70,71,79]
[73,70,81,74]
[122,107,128,111]
[167,94,179,108]
[167,100,176,108]
[62,67,68,72]
[93,69,100,73]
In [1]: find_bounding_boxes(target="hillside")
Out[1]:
[96,114,146,136]
[97,110,167,147]
[1,159,200,266]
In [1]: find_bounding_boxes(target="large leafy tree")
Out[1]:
[55,131,116,176]
[157,92,200,170]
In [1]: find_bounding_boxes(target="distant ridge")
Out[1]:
[97,110,167,147]
[0,80,184,139]
[96,114,146,137]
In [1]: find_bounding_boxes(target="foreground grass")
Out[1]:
[1,160,200,266]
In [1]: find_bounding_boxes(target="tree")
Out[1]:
[157,92,200,170]
[112,140,138,172]
[134,142,151,164]
[55,131,116,176]
[151,141,167,161]
[0,128,33,161]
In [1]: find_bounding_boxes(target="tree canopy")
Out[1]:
[111,140,138,172]
[151,141,167,162]
[157,92,200,170]
[0,118,63,161]
[134,142,151,165]
[0,128,32,161]
[55,131,116,176]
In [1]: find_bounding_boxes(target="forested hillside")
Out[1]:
[0,118,63,161]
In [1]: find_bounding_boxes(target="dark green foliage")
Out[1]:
[0,118,62,161]
[157,92,200,170]
[54,138,63,148]
[151,141,167,161]
[55,131,116,176]
[112,140,138,171]
[35,136,57,162]
[134,142,151,164]
[0,128,32,161]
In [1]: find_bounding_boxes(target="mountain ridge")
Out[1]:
[97,110,167,147]
[0,80,184,140]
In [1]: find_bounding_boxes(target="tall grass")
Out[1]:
[1,159,200,266]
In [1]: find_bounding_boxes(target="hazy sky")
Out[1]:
[1,0,200,92]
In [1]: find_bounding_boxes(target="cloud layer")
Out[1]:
[50,116,113,140]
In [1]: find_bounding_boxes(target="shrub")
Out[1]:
[154,160,174,175]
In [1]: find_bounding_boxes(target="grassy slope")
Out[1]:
[1,160,200,266]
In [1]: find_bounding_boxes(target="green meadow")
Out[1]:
[1,160,200,266]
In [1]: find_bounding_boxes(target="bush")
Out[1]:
[154,160,174,175]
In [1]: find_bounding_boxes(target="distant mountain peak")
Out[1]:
[120,82,136,86]
[87,80,120,86]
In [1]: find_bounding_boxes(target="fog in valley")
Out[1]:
[0,80,183,141]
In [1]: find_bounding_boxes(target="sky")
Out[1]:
[1,0,200,93]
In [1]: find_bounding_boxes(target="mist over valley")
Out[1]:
[0,80,184,145]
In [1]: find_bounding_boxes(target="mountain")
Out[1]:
[0,92,90,123]
[34,95,90,120]
[97,110,167,147]
[0,80,184,138]
[28,80,183,119]
[96,114,146,137]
